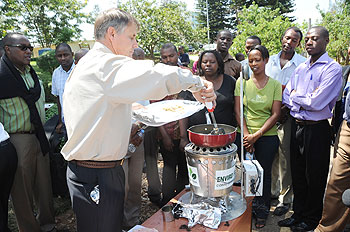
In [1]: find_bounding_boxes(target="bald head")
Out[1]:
[132,47,145,60]
[74,49,89,64]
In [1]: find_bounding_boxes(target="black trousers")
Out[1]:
[67,162,125,232]
[0,140,17,232]
[236,133,279,219]
[290,119,331,228]
[160,139,189,204]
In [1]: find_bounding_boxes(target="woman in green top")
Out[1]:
[234,45,282,229]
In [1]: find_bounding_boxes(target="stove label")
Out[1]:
[187,165,200,187]
[215,167,235,190]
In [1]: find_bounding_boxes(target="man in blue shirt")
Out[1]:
[280,26,342,231]
[266,27,306,216]
[51,43,75,133]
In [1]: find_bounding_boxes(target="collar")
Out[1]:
[222,52,234,62]
[306,52,330,67]
[58,62,75,73]
[14,65,30,75]
[272,51,301,67]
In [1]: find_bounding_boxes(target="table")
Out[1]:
[142,186,253,232]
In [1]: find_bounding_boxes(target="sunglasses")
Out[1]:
[7,44,34,51]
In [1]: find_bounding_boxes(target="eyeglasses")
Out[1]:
[6,44,34,51]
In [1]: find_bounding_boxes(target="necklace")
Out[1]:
[253,75,269,89]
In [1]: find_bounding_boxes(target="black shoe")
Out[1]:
[291,222,315,232]
[273,203,290,216]
[278,217,298,227]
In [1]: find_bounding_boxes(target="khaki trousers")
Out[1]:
[315,121,350,232]
[271,115,293,204]
[10,134,55,232]
[122,141,145,228]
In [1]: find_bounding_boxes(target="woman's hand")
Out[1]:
[243,132,260,151]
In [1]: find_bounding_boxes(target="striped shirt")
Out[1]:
[0,66,45,133]
[51,63,75,121]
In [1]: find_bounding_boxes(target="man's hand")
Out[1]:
[179,137,189,151]
[192,79,217,107]
[278,105,290,125]
[129,123,143,147]
[162,134,174,152]
[55,122,63,134]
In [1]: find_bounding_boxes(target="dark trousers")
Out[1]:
[144,127,161,203]
[160,139,189,204]
[0,140,17,232]
[67,162,125,232]
[236,133,279,219]
[290,119,331,227]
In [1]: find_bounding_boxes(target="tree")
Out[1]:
[196,0,236,42]
[319,0,350,64]
[120,0,206,59]
[195,0,295,43]
[230,3,296,56]
[0,0,95,47]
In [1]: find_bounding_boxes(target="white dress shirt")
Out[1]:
[0,122,9,143]
[61,42,204,161]
[266,51,306,86]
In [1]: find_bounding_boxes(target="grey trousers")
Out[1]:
[122,141,145,228]
[67,162,125,232]
[9,134,55,232]
[271,115,293,204]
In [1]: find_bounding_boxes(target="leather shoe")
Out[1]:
[291,222,315,232]
[273,203,290,216]
[278,217,298,227]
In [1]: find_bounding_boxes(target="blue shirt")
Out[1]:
[283,52,342,121]
[51,63,75,121]
[266,51,306,85]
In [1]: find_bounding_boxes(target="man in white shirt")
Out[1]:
[62,8,216,232]
[51,43,75,133]
[265,27,306,216]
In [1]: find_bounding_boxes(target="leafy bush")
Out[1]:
[31,61,57,103]
[37,50,59,75]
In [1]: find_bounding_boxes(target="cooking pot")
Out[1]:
[188,124,237,148]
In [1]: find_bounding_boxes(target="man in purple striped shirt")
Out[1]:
[278,26,342,231]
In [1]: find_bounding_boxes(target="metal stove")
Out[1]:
[179,142,247,221]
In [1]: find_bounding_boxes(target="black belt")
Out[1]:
[295,119,326,126]
[72,159,124,169]
[0,138,10,147]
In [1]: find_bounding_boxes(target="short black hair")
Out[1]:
[161,43,177,53]
[249,45,269,60]
[246,35,261,45]
[310,26,329,39]
[235,52,245,61]
[216,30,233,40]
[3,32,25,46]
[197,50,225,76]
[56,43,72,53]
[283,26,303,42]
